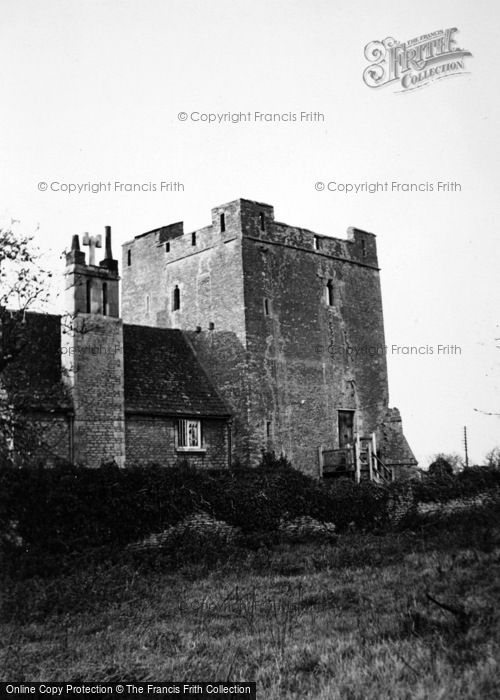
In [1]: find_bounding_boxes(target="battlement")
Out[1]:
[122,198,378,269]
[106,198,414,473]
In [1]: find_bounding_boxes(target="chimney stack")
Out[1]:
[105,225,113,259]
[65,234,86,266]
[100,225,118,271]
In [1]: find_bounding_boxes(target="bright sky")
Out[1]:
[1,0,499,466]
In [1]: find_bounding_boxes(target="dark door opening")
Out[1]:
[338,410,354,448]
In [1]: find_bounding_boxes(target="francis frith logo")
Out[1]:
[363,28,472,92]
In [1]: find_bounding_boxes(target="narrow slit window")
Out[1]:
[191,232,196,246]
[165,241,170,253]
[326,280,334,306]
[86,280,91,313]
[220,213,226,232]
[172,285,180,311]
[314,236,320,250]
[146,294,150,314]
[127,249,131,266]
[264,298,270,316]
[361,240,367,257]
[102,282,108,315]
[259,212,265,231]
[266,420,272,438]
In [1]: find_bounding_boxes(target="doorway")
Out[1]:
[338,410,355,448]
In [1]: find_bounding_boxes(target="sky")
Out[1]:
[1,0,499,466]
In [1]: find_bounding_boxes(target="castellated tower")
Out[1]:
[121,199,416,476]
[62,227,125,468]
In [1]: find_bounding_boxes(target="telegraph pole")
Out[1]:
[463,426,469,468]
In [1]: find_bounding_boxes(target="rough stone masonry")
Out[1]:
[121,198,416,476]
[3,198,415,475]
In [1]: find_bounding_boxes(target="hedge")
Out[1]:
[1,461,499,556]
[412,467,500,503]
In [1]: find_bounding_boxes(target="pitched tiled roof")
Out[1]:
[1,312,72,411]
[123,325,230,417]
[2,314,230,418]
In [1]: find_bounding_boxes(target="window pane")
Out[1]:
[178,419,200,448]
[188,422,197,446]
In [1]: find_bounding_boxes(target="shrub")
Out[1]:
[414,466,500,503]
[258,449,293,470]
[0,461,336,556]
[428,457,454,478]
[323,478,392,532]
[2,457,499,566]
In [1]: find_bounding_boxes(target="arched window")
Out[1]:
[102,282,108,315]
[172,285,180,311]
[86,280,92,313]
[326,280,334,306]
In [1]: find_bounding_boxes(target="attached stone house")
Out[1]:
[1,311,230,469]
[1,199,416,480]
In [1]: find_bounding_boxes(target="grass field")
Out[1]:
[1,506,500,699]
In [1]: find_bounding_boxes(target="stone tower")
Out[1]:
[62,227,125,467]
[121,199,416,475]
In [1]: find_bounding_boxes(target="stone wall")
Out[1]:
[61,315,125,468]
[121,200,246,338]
[239,201,389,474]
[120,199,411,472]
[121,200,251,461]
[125,415,228,469]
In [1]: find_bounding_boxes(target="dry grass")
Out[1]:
[1,508,500,699]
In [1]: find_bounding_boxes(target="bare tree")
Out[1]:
[0,226,52,372]
[484,447,500,468]
[0,226,56,465]
[0,227,104,466]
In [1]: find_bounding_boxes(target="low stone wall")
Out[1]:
[417,491,500,517]
[387,483,418,526]
[387,485,500,528]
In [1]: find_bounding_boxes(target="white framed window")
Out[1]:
[177,419,202,450]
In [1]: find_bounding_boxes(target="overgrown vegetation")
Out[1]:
[1,504,500,697]
[2,453,500,695]
[1,453,500,578]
